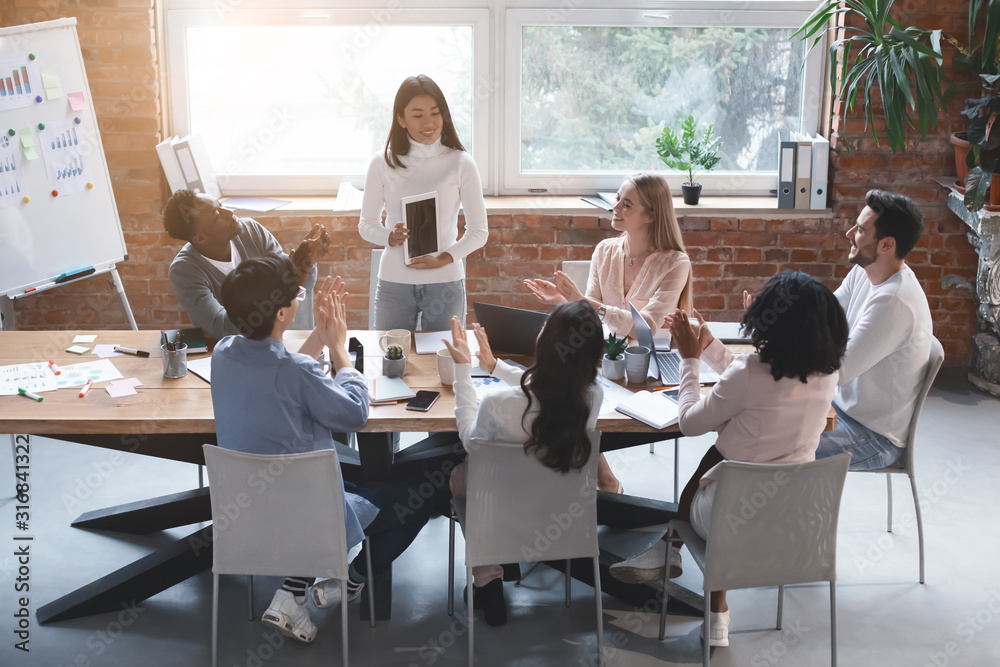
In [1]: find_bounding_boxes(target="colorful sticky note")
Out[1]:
[18,128,37,160]
[73,335,97,343]
[68,92,86,111]
[66,345,90,355]
[106,382,137,398]
[41,68,62,99]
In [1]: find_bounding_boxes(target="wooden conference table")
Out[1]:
[0,329,833,624]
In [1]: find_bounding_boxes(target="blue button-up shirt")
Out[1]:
[211,335,377,547]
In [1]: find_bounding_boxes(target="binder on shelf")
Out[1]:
[155,136,186,193]
[791,131,812,209]
[809,133,830,210]
[778,136,797,209]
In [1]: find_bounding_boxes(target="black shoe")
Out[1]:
[463,579,507,627]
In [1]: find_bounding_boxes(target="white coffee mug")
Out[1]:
[624,345,651,385]
[437,348,455,385]
[379,329,410,355]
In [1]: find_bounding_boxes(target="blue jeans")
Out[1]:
[815,404,905,470]
[373,279,466,331]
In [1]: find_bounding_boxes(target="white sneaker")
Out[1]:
[609,541,682,584]
[261,589,317,643]
[311,577,365,608]
[700,609,730,647]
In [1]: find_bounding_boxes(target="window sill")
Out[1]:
[220,195,833,218]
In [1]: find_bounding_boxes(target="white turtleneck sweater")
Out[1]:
[358,139,489,285]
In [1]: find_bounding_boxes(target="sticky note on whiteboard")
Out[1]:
[68,91,86,110]
[41,68,62,99]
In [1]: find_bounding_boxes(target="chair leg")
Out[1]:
[246,575,254,621]
[673,440,680,503]
[776,584,783,630]
[467,566,474,667]
[565,559,572,608]
[199,464,204,489]
[649,442,655,454]
[659,526,674,641]
[212,573,219,667]
[448,516,456,616]
[910,475,925,584]
[515,561,543,587]
[364,538,375,628]
[703,589,711,667]
[830,581,837,667]
[593,557,604,666]
[342,578,349,667]
[886,474,893,533]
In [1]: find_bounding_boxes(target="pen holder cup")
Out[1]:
[161,344,188,379]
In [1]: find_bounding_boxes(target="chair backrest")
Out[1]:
[369,249,383,329]
[464,432,601,567]
[702,453,851,592]
[901,336,944,472]
[561,261,592,294]
[202,445,349,581]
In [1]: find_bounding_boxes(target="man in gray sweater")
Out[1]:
[163,189,329,339]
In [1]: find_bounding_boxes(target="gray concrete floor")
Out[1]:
[2,368,999,667]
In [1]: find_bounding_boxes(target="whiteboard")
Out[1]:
[0,18,128,299]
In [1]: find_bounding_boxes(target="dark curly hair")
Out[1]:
[520,300,604,473]
[162,189,199,242]
[220,255,301,340]
[741,270,849,383]
[384,75,465,169]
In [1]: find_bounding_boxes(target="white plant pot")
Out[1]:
[602,354,626,381]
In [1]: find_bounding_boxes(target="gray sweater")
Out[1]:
[168,218,316,339]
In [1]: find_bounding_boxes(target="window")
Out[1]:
[165,7,489,195]
[504,7,824,194]
[164,3,824,196]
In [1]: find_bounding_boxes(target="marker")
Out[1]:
[79,379,93,398]
[18,388,43,402]
[114,346,149,358]
[23,287,36,293]
[48,359,61,375]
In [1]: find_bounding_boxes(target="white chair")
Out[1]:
[658,453,851,667]
[203,445,375,667]
[448,433,604,666]
[853,336,943,584]
[369,248,383,329]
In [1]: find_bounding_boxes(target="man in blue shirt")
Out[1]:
[211,254,439,643]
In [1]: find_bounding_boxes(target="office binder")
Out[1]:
[810,133,830,209]
[791,131,812,209]
[172,135,220,199]
[155,136,186,193]
[778,136,796,209]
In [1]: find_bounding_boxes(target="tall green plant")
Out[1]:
[655,114,722,185]
[793,0,947,154]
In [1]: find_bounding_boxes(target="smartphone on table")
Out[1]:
[406,390,441,412]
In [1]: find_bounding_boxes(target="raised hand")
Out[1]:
[553,270,585,302]
[691,308,716,351]
[668,309,703,360]
[470,323,497,374]
[523,278,565,305]
[743,289,754,311]
[442,316,472,365]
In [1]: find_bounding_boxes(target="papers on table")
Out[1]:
[597,375,636,418]
[73,334,97,343]
[616,390,679,430]
[54,359,123,388]
[472,375,510,404]
[187,357,212,384]
[0,362,58,396]
[91,344,124,358]
[106,377,142,397]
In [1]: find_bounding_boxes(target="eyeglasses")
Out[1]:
[295,286,307,302]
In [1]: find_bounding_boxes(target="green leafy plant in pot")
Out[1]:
[655,114,721,205]
[602,333,627,381]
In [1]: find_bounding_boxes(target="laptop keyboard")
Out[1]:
[656,350,720,385]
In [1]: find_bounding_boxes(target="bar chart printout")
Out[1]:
[0,55,41,111]
[0,134,27,210]
[39,119,91,196]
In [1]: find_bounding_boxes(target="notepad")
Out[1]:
[616,390,680,430]
[372,376,415,403]
[187,357,212,384]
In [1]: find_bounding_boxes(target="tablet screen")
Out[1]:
[405,197,438,258]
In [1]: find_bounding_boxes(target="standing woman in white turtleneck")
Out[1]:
[359,75,489,330]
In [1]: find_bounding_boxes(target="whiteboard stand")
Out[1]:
[0,264,137,332]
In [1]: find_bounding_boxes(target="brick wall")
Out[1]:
[4,1,980,365]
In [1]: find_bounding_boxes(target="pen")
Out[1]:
[48,359,61,375]
[79,378,93,398]
[17,388,43,402]
[114,346,150,358]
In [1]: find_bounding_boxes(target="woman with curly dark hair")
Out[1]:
[611,270,849,649]
[443,300,605,627]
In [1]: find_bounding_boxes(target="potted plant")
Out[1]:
[602,334,627,381]
[655,113,721,205]
[382,344,406,378]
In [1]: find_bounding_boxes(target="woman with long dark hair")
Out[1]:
[610,270,849,649]
[358,74,488,330]
[443,301,605,626]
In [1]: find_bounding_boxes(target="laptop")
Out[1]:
[472,302,548,355]
[705,321,751,344]
[629,303,719,385]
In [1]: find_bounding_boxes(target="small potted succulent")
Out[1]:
[382,344,406,378]
[655,113,722,205]
[602,334,627,381]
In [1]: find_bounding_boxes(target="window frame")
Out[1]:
[164,6,491,196]
[501,5,826,195]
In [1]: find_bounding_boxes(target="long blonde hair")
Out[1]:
[626,173,693,313]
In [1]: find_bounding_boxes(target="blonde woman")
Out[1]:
[525,173,692,338]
